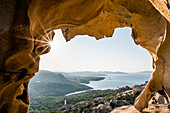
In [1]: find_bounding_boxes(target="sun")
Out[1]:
[49,41,53,46]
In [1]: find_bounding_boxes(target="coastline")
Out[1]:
[65,77,106,96]
[65,72,151,96]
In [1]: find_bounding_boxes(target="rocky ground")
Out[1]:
[111,104,170,113]
[53,81,170,113]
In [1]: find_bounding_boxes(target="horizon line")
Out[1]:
[38,69,153,73]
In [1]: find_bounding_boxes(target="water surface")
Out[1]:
[85,73,151,90]
[66,73,151,96]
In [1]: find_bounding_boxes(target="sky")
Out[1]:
[39,27,153,72]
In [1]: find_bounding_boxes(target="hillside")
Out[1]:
[29,81,170,113]
[29,70,92,97]
[29,85,139,113]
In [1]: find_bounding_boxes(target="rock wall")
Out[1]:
[0,0,169,112]
[149,0,170,22]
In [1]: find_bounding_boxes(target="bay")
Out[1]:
[85,73,151,90]
[66,72,151,96]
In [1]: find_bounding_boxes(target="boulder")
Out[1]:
[93,97,107,104]
[132,85,144,93]
[116,90,133,97]
[110,100,130,107]
[93,104,112,113]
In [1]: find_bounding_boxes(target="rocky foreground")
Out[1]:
[55,81,170,113]
[111,104,170,113]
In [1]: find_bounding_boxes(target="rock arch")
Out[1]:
[0,0,169,112]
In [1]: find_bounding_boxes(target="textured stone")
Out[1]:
[0,0,170,113]
[149,92,169,104]
[111,104,170,113]
[149,0,170,22]
[132,85,145,93]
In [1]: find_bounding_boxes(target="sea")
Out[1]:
[66,72,151,96]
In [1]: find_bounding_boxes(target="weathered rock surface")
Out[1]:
[111,104,170,113]
[0,0,170,113]
[149,92,169,104]
[149,0,170,22]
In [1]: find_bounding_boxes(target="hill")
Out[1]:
[29,70,92,97]
[60,71,127,77]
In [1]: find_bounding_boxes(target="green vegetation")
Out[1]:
[65,76,105,84]
[29,90,116,113]
[29,88,140,113]
[29,70,93,97]
[115,92,140,104]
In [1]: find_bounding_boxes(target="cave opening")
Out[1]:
[39,27,153,73]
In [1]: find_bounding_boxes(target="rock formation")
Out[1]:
[55,82,169,113]
[111,104,170,113]
[0,0,169,112]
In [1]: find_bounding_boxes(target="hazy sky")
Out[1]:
[39,27,153,72]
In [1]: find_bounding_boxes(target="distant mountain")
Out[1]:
[138,71,153,73]
[98,71,128,74]
[29,70,92,97]
[72,71,128,74]
[58,71,127,77]
[55,71,153,75]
